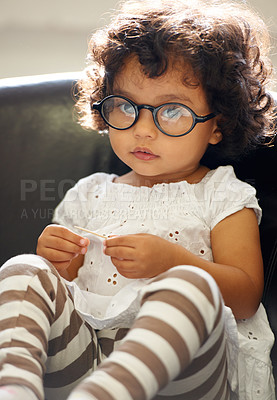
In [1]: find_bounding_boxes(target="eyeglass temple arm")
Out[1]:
[196,112,217,123]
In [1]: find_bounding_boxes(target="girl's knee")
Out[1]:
[1,254,57,278]
[0,254,70,329]
[0,254,63,301]
[141,265,224,322]
[152,265,221,297]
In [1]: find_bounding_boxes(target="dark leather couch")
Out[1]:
[0,73,276,391]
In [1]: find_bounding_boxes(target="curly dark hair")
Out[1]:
[76,0,276,161]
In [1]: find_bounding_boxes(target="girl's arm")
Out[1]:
[208,207,263,319]
[104,207,264,319]
[175,207,263,319]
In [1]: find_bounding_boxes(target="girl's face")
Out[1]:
[109,57,221,186]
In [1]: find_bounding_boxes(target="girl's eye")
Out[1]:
[118,102,135,117]
[160,105,189,121]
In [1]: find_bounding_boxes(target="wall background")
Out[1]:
[0,0,276,88]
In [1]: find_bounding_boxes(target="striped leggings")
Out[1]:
[0,254,230,400]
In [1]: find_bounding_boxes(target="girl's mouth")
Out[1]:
[132,147,159,161]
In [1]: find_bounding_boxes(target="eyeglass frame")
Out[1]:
[91,94,217,137]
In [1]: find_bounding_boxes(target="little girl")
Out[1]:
[0,0,276,399]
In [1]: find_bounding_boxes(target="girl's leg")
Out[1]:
[0,255,98,400]
[0,385,38,400]
[68,266,229,400]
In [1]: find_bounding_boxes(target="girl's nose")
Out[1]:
[132,109,158,139]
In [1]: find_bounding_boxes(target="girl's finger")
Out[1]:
[104,235,135,248]
[45,236,88,255]
[46,225,90,247]
[42,248,79,262]
[104,245,134,260]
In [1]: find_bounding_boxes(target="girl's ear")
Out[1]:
[209,129,222,145]
[209,118,223,145]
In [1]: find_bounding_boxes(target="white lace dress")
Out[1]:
[53,165,275,399]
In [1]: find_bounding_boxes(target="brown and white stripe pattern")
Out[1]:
[0,255,100,400]
[0,257,229,400]
[68,266,229,400]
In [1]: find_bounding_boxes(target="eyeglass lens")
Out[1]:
[101,96,194,136]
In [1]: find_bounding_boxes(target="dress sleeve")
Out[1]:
[205,166,262,231]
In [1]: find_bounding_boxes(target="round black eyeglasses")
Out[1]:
[91,95,217,137]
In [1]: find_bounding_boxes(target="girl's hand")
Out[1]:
[104,234,178,279]
[36,224,90,275]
